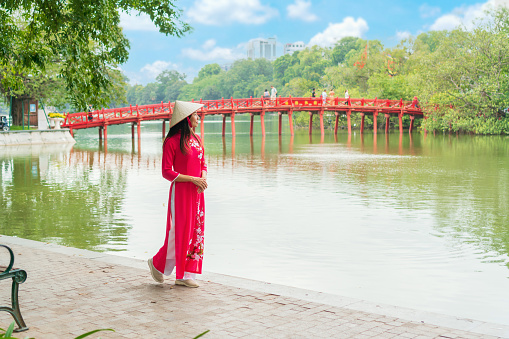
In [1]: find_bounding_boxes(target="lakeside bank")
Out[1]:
[0,129,75,146]
[0,235,507,338]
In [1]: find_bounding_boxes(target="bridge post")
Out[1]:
[250,113,254,136]
[200,113,205,140]
[385,114,390,133]
[222,114,226,136]
[347,110,352,134]
[319,109,324,136]
[260,110,266,136]
[231,112,236,137]
[400,101,405,135]
[409,115,415,133]
[131,122,135,140]
[360,113,365,133]
[137,120,141,140]
[99,126,103,140]
[278,112,282,135]
[373,111,378,133]
[104,124,108,141]
[334,112,339,134]
[288,110,294,136]
[308,112,313,135]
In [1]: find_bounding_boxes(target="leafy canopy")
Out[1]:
[0,0,190,110]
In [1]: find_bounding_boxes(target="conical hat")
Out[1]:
[170,101,204,128]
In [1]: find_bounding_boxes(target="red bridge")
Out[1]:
[63,96,423,140]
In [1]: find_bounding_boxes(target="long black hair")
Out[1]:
[163,116,202,154]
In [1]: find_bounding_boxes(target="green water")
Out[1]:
[0,114,508,324]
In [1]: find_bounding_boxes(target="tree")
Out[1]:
[156,70,187,102]
[197,64,222,80]
[273,54,296,85]
[0,0,191,111]
[331,37,362,65]
[414,7,509,133]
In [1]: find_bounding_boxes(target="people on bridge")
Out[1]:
[344,89,350,104]
[329,88,335,105]
[263,89,269,102]
[406,96,419,109]
[321,89,327,105]
[411,96,419,109]
[87,104,93,122]
[270,85,277,100]
[149,100,208,288]
[311,88,316,98]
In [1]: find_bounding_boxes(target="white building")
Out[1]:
[247,38,277,61]
[284,41,306,55]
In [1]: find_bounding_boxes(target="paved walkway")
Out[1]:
[0,235,507,338]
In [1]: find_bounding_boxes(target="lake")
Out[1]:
[0,114,508,325]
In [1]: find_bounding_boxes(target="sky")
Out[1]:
[119,0,509,85]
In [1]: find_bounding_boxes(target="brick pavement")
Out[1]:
[0,236,507,339]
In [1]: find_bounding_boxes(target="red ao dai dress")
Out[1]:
[152,133,206,279]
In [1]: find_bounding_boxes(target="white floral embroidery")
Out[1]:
[187,198,205,261]
[189,138,204,161]
[189,139,202,152]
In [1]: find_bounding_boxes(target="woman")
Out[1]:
[328,88,335,105]
[148,101,208,288]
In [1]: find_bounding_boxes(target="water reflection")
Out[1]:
[210,131,508,270]
[0,144,162,251]
[0,121,508,324]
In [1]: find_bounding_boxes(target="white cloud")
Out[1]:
[287,0,318,22]
[202,39,216,50]
[309,17,369,47]
[430,14,463,30]
[396,31,411,41]
[122,61,181,85]
[119,11,158,32]
[140,61,179,79]
[181,40,244,61]
[429,0,509,31]
[187,0,278,25]
[419,4,441,18]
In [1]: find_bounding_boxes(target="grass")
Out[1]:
[7,126,35,131]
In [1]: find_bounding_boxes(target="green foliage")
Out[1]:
[197,64,222,80]
[0,0,190,111]
[127,70,189,105]
[0,322,114,338]
[193,330,210,339]
[413,7,509,134]
[331,37,363,65]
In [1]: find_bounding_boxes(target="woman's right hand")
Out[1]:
[192,177,208,192]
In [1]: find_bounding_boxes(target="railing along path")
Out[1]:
[63,97,423,140]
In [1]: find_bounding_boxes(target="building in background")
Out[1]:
[284,41,306,55]
[247,38,277,61]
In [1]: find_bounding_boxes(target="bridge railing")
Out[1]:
[64,97,422,128]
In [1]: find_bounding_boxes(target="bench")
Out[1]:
[0,245,28,332]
